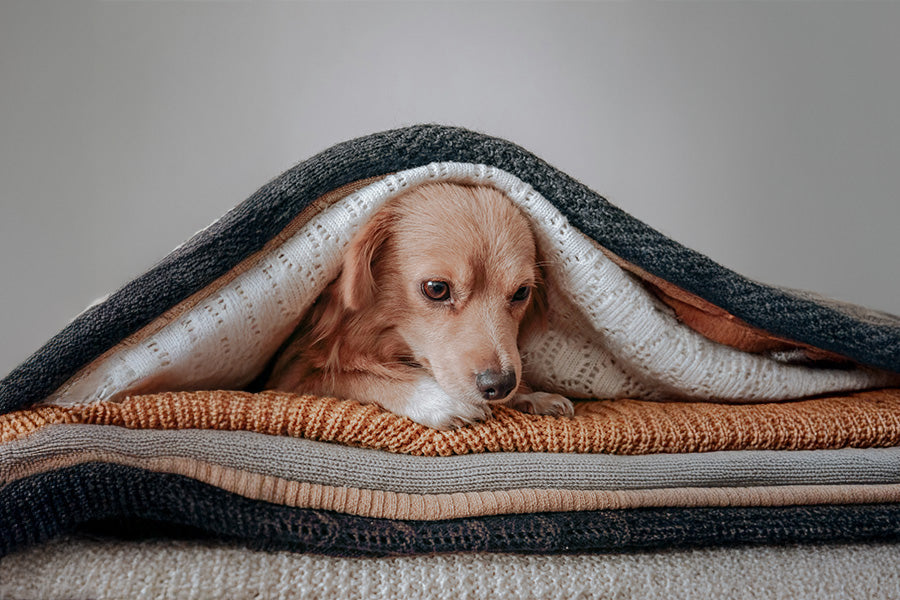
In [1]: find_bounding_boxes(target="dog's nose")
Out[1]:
[476,369,517,401]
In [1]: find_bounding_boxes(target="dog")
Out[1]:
[265,182,574,429]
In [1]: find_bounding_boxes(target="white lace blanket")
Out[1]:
[46,163,896,407]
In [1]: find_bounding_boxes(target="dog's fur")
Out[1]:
[266,182,574,429]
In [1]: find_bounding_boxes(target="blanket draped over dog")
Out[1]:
[2,125,900,595]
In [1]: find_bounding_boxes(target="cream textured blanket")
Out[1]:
[43,163,895,409]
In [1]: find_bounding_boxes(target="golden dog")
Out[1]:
[267,182,573,429]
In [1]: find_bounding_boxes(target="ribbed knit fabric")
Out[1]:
[5,389,900,455]
[11,450,900,519]
[11,425,900,493]
[4,463,900,558]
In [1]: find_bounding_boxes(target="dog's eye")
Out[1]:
[511,286,531,303]
[422,280,451,302]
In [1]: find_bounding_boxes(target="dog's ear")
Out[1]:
[338,208,394,312]
[521,262,550,337]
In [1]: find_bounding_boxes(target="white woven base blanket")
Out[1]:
[3,536,898,600]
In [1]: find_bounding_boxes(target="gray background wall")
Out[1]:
[1,1,898,378]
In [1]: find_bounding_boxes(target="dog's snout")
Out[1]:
[476,369,517,401]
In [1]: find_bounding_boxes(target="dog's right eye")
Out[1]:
[422,280,451,302]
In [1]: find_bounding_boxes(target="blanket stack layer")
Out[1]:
[4,389,900,560]
[2,125,899,597]
[4,389,900,455]
[4,537,900,600]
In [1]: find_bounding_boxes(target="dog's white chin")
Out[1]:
[399,377,491,430]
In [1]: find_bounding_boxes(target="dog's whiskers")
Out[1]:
[534,259,560,270]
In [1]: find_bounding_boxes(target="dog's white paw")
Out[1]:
[509,391,574,418]
[400,377,491,430]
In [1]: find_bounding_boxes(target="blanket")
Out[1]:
[4,389,900,455]
[2,125,899,573]
[5,537,899,600]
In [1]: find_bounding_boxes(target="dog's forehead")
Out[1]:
[394,185,533,243]
[388,192,537,286]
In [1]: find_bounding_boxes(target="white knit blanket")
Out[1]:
[45,163,895,407]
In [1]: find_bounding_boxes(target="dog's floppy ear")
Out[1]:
[338,207,394,312]
[521,261,550,337]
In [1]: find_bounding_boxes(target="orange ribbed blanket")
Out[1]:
[3,388,900,456]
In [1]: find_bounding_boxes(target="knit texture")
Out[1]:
[12,425,900,493]
[5,537,899,600]
[35,163,894,412]
[2,126,899,413]
[2,125,900,574]
[4,463,900,559]
[8,428,900,518]
[4,389,900,456]
[11,451,900,519]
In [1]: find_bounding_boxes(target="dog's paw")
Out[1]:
[400,377,491,430]
[508,391,574,418]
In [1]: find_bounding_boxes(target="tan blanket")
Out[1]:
[5,388,899,456]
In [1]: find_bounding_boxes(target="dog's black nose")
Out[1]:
[476,369,517,401]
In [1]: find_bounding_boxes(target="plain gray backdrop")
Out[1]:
[1,1,898,379]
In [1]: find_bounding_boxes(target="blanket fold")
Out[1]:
[10,426,900,493]
[5,390,900,456]
[5,463,900,558]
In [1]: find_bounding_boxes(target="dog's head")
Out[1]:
[338,182,547,406]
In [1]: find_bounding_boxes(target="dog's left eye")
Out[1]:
[422,280,452,302]
[511,286,531,303]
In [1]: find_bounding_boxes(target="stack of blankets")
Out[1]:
[2,125,899,599]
